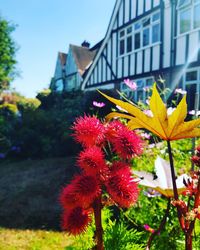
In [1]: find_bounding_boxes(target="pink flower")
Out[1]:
[140,133,151,140]
[124,79,137,90]
[72,115,105,147]
[61,207,91,235]
[143,109,153,117]
[144,224,155,233]
[174,88,187,95]
[189,110,200,116]
[93,101,105,108]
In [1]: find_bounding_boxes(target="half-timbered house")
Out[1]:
[82,0,200,110]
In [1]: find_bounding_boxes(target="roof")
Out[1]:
[70,44,97,76]
[58,52,67,66]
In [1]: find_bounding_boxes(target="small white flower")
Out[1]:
[167,107,176,116]
[133,156,191,197]
[174,88,187,95]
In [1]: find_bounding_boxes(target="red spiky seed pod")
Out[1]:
[72,115,105,148]
[112,128,143,159]
[59,183,79,209]
[106,169,139,208]
[73,174,101,208]
[77,146,107,175]
[61,207,91,235]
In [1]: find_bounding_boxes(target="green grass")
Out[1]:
[0,227,74,250]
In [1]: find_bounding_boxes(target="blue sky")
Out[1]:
[0,0,115,97]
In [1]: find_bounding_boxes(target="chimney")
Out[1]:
[81,40,90,48]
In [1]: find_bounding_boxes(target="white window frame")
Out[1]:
[183,67,200,110]
[118,11,160,58]
[177,0,191,9]
[177,0,200,35]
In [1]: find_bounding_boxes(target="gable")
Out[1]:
[81,0,162,90]
[65,47,78,76]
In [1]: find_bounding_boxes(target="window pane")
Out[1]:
[135,22,141,30]
[137,80,144,88]
[186,71,197,81]
[143,18,150,27]
[127,36,132,53]
[143,28,150,46]
[137,90,144,102]
[152,24,160,43]
[194,4,200,29]
[180,8,191,34]
[178,0,191,8]
[146,78,153,86]
[120,30,125,37]
[56,79,64,91]
[186,84,197,110]
[127,26,132,34]
[152,12,160,22]
[120,39,125,55]
[134,33,141,49]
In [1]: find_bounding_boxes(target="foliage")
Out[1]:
[0,16,17,90]
[0,90,84,159]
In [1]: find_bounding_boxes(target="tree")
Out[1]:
[0,16,17,91]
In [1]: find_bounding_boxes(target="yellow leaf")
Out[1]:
[167,95,187,138]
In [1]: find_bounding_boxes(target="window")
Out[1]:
[180,8,191,33]
[186,71,197,81]
[55,79,64,92]
[118,11,160,56]
[178,0,200,34]
[178,0,191,8]
[152,12,160,22]
[120,40,125,55]
[184,69,200,111]
[143,17,150,27]
[134,33,141,49]
[127,36,132,52]
[194,3,200,28]
[119,26,133,55]
[143,28,150,46]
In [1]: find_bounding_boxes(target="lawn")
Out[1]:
[0,157,78,249]
[0,228,74,250]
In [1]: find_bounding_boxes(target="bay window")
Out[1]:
[178,0,200,34]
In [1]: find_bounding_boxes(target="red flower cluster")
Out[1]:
[60,115,143,235]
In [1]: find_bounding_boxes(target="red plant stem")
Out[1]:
[185,175,200,250]
[185,232,192,250]
[93,196,104,250]
[167,141,185,230]
[146,198,171,250]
